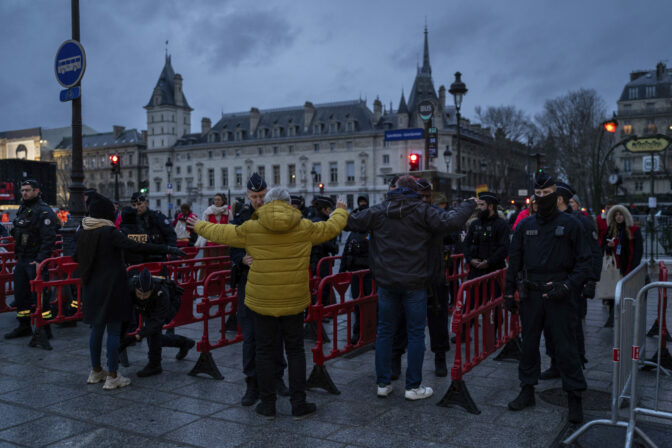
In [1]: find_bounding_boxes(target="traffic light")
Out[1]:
[318,183,324,194]
[139,186,148,194]
[109,154,120,174]
[409,153,420,171]
[603,119,618,133]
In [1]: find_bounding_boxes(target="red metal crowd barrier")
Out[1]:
[437,268,521,414]
[188,269,242,379]
[306,269,377,394]
[0,252,16,313]
[179,244,229,260]
[446,253,469,313]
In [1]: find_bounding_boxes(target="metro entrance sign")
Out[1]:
[54,40,86,88]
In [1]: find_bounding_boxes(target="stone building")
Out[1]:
[614,62,672,206]
[146,29,520,216]
[53,126,148,207]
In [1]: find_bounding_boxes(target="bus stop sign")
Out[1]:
[55,40,86,88]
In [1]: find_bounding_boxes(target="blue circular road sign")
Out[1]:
[54,40,86,88]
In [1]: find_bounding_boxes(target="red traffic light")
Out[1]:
[409,154,418,163]
[109,154,119,165]
[318,183,324,189]
[603,120,618,133]
[408,153,420,171]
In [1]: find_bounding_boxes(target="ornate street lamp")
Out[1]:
[449,72,468,199]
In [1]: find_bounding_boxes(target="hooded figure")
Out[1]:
[604,204,643,276]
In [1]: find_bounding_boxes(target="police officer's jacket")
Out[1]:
[130,279,175,339]
[230,203,255,282]
[138,209,177,247]
[347,188,475,290]
[505,209,592,295]
[463,214,510,271]
[12,197,59,261]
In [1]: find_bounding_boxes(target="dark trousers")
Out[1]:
[237,279,286,379]
[351,271,374,337]
[147,331,191,364]
[545,295,587,364]
[14,259,37,320]
[519,290,586,392]
[252,311,306,405]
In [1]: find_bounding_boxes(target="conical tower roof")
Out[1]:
[144,55,191,109]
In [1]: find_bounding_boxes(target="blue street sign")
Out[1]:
[167,183,173,189]
[55,40,86,88]
[59,86,80,102]
[384,128,424,141]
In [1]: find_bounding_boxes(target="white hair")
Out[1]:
[264,186,291,204]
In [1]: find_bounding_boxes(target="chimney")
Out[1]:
[438,85,446,111]
[630,70,647,82]
[657,62,666,80]
[201,117,211,136]
[303,101,315,131]
[113,125,125,139]
[174,74,183,106]
[249,107,260,133]
[373,97,382,122]
[141,130,147,142]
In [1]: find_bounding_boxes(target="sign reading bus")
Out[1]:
[55,40,86,88]
[624,135,671,153]
[418,100,434,121]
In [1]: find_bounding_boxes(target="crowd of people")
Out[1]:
[1,170,645,424]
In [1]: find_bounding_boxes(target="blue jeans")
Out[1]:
[89,321,122,373]
[376,286,427,390]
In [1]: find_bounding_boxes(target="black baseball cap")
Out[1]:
[130,192,147,204]
[21,179,40,189]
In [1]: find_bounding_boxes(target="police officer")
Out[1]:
[463,191,510,280]
[130,192,177,260]
[232,173,288,406]
[5,179,59,343]
[505,173,591,424]
[309,195,339,277]
[540,182,602,379]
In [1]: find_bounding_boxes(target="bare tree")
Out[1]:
[475,105,534,143]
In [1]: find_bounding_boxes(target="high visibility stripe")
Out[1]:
[41,311,52,319]
[16,310,30,317]
[70,300,78,308]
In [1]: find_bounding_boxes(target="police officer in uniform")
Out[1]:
[540,182,602,379]
[5,179,59,343]
[463,191,510,280]
[232,173,288,406]
[130,192,177,260]
[505,173,591,424]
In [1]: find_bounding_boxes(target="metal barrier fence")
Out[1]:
[625,280,672,447]
[306,270,377,394]
[437,268,521,414]
[0,252,16,313]
[563,261,649,445]
[447,254,469,313]
[189,269,242,379]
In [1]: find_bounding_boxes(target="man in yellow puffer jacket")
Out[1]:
[187,186,348,420]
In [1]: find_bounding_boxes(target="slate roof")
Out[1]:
[55,129,145,150]
[619,63,672,101]
[0,127,41,140]
[144,55,191,109]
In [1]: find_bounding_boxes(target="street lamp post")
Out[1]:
[592,117,618,210]
[449,72,467,199]
[165,158,173,217]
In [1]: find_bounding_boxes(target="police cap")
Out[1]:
[416,178,432,192]
[534,172,555,189]
[313,195,335,210]
[478,191,499,204]
[134,268,154,293]
[21,179,40,189]
[555,182,575,200]
[247,173,267,192]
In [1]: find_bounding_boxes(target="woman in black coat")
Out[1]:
[74,193,183,390]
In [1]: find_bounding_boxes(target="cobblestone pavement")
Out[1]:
[0,275,670,447]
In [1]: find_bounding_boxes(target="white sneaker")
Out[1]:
[405,385,433,401]
[87,369,108,384]
[377,384,393,398]
[103,374,131,390]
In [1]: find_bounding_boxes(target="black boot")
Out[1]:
[539,363,560,380]
[4,318,32,339]
[291,401,317,420]
[276,378,290,397]
[28,327,53,350]
[435,352,447,377]
[508,385,535,411]
[255,401,276,420]
[176,338,195,360]
[390,355,402,381]
[567,391,583,424]
[137,362,163,377]
[241,377,260,407]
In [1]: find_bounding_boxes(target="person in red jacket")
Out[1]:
[603,205,643,277]
[203,193,230,225]
[173,203,197,247]
[595,202,614,247]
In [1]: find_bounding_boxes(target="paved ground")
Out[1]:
[0,269,670,447]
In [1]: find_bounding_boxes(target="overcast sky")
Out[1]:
[2,0,671,134]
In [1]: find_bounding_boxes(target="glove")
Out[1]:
[504,294,518,313]
[168,247,187,258]
[582,281,596,299]
[544,283,569,301]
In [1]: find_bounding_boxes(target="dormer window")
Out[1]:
[628,87,639,100]
[288,126,296,137]
[313,123,323,135]
[646,86,657,98]
[329,122,339,133]
[273,127,282,138]
[257,128,267,139]
[346,121,355,132]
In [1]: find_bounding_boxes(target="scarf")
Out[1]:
[204,205,228,217]
[82,217,115,230]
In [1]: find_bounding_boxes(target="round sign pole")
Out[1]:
[418,100,434,171]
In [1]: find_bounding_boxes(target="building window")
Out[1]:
[646,102,655,112]
[273,127,281,137]
[176,180,182,192]
[288,126,295,137]
[273,165,280,185]
[622,104,632,113]
[313,124,321,135]
[235,167,243,187]
[273,146,278,155]
[646,86,656,98]
[623,158,632,172]
[314,143,320,152]
[346,121,354,132]
[258,147,263,155]
[289,145,294,153]
[208,168,215,188]
[647,119,656,134]
[221,150,226,158]
[383,154,390,164]
[176,198,182,206]
[221,168,228,187]
[155,180,161,191]
[329,122,338,133]
[156,199,161,208]
[329,162,338,183]
[347,141,353,150]
[187,154,191,160]
[346,161,355,182]
[187,165,192,174]
[288,164,296,185]
[312,163,321,183]
[346,194,354,210]
[330,143,335,152]
[628,87,638,100]
[235,148,241,156]
[635,181,643,191]
[623,121,632,135]
[257,166,265,180]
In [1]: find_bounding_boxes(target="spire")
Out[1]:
[398,89,408,114]
[421,25,431,76]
